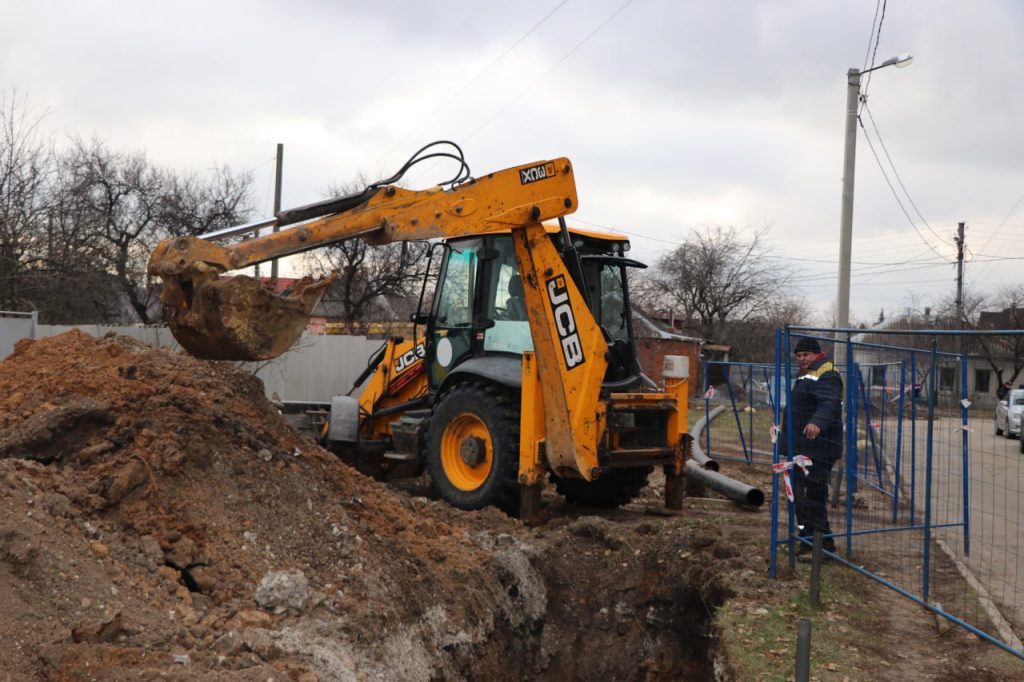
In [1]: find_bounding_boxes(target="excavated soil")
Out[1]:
[0,331,1016,680]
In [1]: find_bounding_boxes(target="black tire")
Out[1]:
[551,466,652,508]
[1020,435,1024,454]
[426,383,520,514]
[996,419,1004,437]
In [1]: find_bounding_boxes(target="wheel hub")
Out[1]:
[459,436,487,467]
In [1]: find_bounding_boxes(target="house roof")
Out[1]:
[632,312,703,343]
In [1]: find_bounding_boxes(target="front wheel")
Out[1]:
[426,383,520,514]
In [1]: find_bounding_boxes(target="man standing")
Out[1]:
[998,380,1011,402]
[787,337,844,556]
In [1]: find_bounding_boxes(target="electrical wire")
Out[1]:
[408,0,634,186]
[860,0,887,110]
[861,102,947,246]
[371,0,570,171]
[462,0,634,144]
[858,115,951,261]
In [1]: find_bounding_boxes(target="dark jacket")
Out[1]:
[998,383,1011,401]
[785,356,844,463]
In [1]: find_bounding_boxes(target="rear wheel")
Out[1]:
[551,467,652,508]
[426,383,520,514]
[996,419,1004,436]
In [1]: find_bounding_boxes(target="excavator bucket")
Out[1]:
[160,263,334,361]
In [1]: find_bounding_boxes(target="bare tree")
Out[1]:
[50,138,257,323]
[0,89,52,309]
[157,165,255,237]
[720,296,813,362]
[958,285,1024,386]
[301,179,432,324]
[647,225,797,343]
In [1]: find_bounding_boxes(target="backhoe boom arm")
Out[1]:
[149,159,578,278]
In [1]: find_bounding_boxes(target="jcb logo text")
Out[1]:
[395,343,426,373]
[546,276,585,370]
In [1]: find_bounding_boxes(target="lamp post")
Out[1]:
[836,53,913,330]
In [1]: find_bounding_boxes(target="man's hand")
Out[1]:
[803,423,821,439]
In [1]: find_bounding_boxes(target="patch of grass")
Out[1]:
[715,566,885,681]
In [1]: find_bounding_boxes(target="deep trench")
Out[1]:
[475,548,728,681]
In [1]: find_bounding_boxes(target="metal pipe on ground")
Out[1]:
[684,460,765,507]
[686,401,765,507]
[690,405,726,470]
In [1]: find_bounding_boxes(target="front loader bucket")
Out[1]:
[161,265,334,361]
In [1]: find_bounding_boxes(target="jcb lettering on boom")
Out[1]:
[395,343,426,373]
[546,275,585,370]
[520,162,556,185]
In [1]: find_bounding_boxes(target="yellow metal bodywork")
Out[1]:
[151,152,690,504]
[512,223,608,480]
[354,335,429,441]
[518,352,547,486]
[148,158,579,360]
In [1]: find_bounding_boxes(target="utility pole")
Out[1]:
[836,54,914,331]
[955,222,966,330]
[954,222,966,364]
[271,143,284,280]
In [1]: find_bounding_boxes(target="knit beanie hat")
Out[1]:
[794,337,822,354]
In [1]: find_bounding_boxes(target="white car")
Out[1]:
[995,388,1024,438]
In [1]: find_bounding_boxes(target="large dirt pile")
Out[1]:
[2,330,793,681]
[0,330,550,680]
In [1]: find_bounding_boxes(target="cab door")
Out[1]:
[427,238,482,391]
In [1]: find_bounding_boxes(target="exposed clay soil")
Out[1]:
[0,331,1017,680]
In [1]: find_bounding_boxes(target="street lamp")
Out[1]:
[836,53,913,329]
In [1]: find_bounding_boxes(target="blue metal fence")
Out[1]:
[764,327,1024,660]
[699,328,1024,659]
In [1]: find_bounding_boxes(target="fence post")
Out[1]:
[724,376,749,462]
[880,364,887,455]
[749,369,755,459]
[703,359,711,459]
[892,359,906,523]
[910,352,918,526]
[784,330,797,568]
[844,332,856,559]
[795,619,812,682]
[770,330,782,578]
[960,351,970,556]
[923,336,938,602]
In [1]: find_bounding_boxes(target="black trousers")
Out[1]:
[793,456,836,550]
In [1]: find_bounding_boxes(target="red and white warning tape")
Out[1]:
[772,455,813,502]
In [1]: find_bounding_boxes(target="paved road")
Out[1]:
[883,413,1024,641]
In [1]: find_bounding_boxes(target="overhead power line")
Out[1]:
[861,103,947,246]
[409,0,634,185]
[858,113,951,261]
[373,0,570,171]
[860,0,887,108]
[462,0,634,144]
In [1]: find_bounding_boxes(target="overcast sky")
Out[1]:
[3,0,1023,324]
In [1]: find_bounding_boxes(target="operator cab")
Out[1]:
[422,224,646,394]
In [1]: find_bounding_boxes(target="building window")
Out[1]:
[939,367,956,392]
[975,369,991,394]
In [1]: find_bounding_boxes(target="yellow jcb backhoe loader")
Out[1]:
[148,143,691,517]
